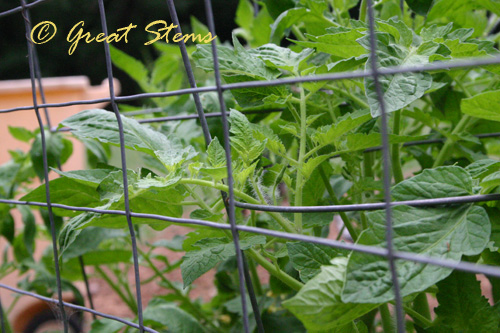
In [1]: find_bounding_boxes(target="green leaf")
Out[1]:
[428,0,500,23]
[53,168,115,186]
[465,159,500,180]
[480,171,500,193]
[236,0,254,32]
[109,45,150,92]
[0,160,22,197]
[181,235,266,288]
[252,124,287,156]
[193,37,280,80]
[18,206,36,256]
[144,298,205,332]
[313,109,372,147]
[303,56,367,94]
[8,126,34,142]
[207,137,226,168]
[342,204,490,303]
[253,43,314,72]
[431,270,500,332]
[0,212,14,244]
[461,90,500,122]
[229,110,266,165]
[343,167,489,303]
[339,133,427,153]
[61,109,172,157]
[405,0,434,15]
[90,319,125,333]
[59,226,125,261]
[301,155,331,180]
[81,249,132,265]
[287,242,340,282]
[154,146,197,172]
[21,177,102,217]
[392,166,473,201]
[30,131,72,180]
[359,20,434,116]
[152,235,185,251]
[270,8,333,44]
[283,257,379,331]
[294,29,367,59]
[193,37,288,107]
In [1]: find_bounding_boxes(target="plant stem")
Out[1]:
[294,85,308,233]
[184,185,216,215]
[179,178,296,233]
[392,111,404,184]
[291,25,308,41]
[412,293,431,322]
[248,257,263,296]
[360,0,368,23]
[325,84,370,109]
[404,305,434,329]
[379,304,394,333]
[248,248,303,291]
[318,166,358,241]
[139,248,219,331]
[432,114,472,168]
[95,266,137,313]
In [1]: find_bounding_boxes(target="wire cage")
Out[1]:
[2,0,500,332]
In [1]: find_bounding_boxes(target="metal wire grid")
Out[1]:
[0,0,500,332]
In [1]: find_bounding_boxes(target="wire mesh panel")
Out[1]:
[1,0,500,332]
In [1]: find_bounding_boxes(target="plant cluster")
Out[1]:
[2,0,500,332]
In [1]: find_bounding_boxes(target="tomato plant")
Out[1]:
[3,0,500,332]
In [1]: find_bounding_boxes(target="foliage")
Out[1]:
[3,0,500,332]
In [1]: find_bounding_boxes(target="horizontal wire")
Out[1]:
[2,55,500,115]
[1,198,500,278]
[0,283,159,333]
[234,193,500,212]
[0,0,48,18]
[52,109,283,132]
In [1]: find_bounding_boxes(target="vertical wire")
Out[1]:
[242,255,264,332]
[0,293,6,333]
[79,257,97,320]
[96,0,144,331]
[20,1,68,332]
[165,1,263,330]
[365,0,405,331]
[203,0,251,331]
[30,20,97,318]
[165,0,212,144]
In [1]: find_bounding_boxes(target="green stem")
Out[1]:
[139,248,219,331]
[251,176,267,204]
[413,293,431,322]
[325,84,369,109]
[294,85,308,233]
[379,304,395,333]
[432,114,472,168]
[248,248,303,291]
[319,166,358,241]
[404,305,434,329]
[360,0,368,23]
[248,257,263,296]
[185,185,216,214]
[95,266,137,313]
[363,152,374,178]
[392,111,404,184]
[179,178,296,233]
[291,25,308,41]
